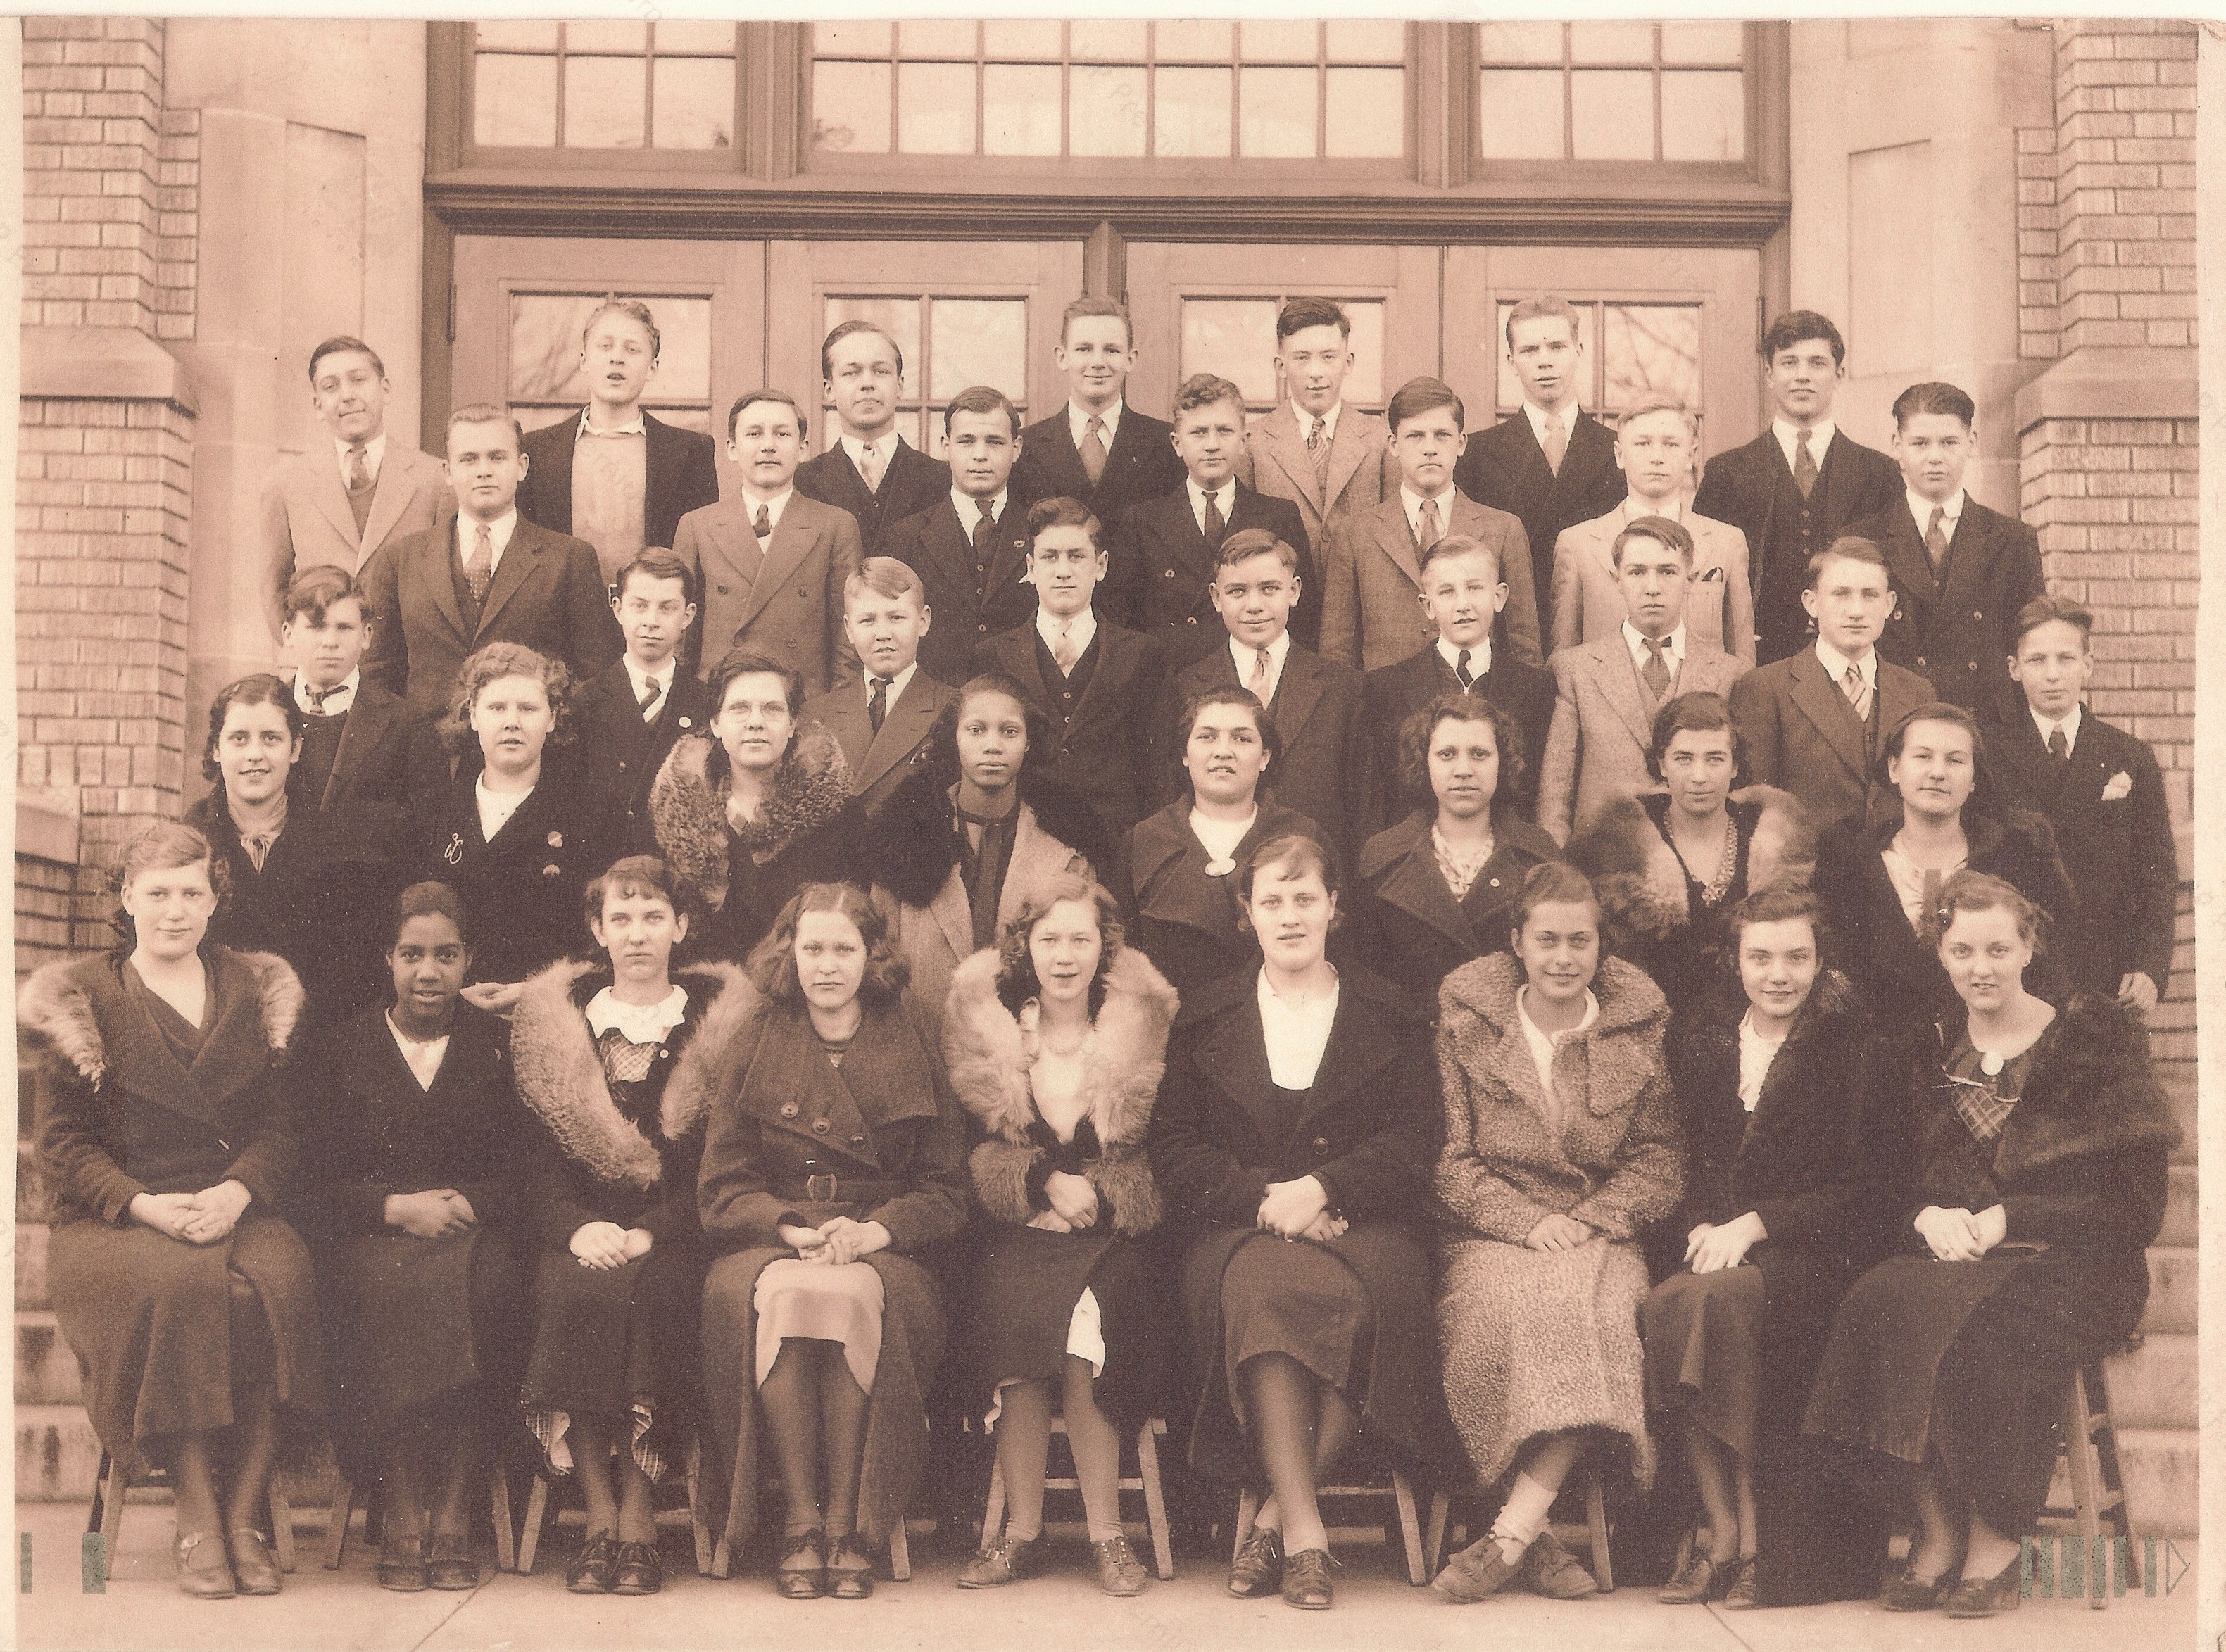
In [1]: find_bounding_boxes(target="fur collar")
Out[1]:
[870,766,1109,911]
[1438,951,1668,1119]
[18,949,304,1087]
[510,956,753,1187]
[648,723,852,910]
[1989,992,2182,1182]
[1564,785,1811,948]
[941,945,1178,1148]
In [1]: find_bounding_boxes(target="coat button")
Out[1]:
[851,1133,868,1148]
[979,622,988,632]
[617,760,629,772]
[1892,610,1902,621]
[1311,1137,1330,1156]
[780,1102,799,1118]
[812,1118,831,1135]
[1163,568,1176,579]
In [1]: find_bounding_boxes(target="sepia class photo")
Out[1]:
[9,13,2208,1651]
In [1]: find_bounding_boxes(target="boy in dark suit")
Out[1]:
[971,497,1162,839]
[1125,372,1312,659]
[1364,534,1554,828]
[571,548,712,864]
[1692,310,1902,665]
[1852,380,2045,717]
[515,297,722,584]
[793,319,948,553]
[1150,527,1366,854]
[882,385,1036,686]
[1454,295,1626,646]
[360,405,623,716]
[1992,595,2177,1014]
[803,557,957,817]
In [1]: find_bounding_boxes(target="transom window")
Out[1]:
[810,20,1409,161]
[1478,22,1746,164]
[472,21,739,151]
[1178,297,1389,415]
[820,294,1031,455]
[508,293,715,434]
[1492,299,1705,436]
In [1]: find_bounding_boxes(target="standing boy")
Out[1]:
[516,297,722,583]
[1236,296,1400,554]
[1852,381,2044,716]
[803,557,958,816]
[571,548,713,861]
[1319,377,1540,674]
[796,319,963,554]
[674,389,865,695]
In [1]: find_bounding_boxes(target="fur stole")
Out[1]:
[510,956,754,1187]
[1987,992,2182,1183]
[1564,785,1811,949]
[648,722,853,911]
[18,948,304,1088]
[869,765,1109,910]
[1438,951,1668,1120]
[941,945,1178,1149]
[1670,969,1870,1164]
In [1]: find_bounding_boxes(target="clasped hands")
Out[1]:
[386,1188,478,1239]
[1255,1175,1346,1244]
[130,1179,252,1245]
[1523,1212,1595,1253]
[1915,1203,2008,1262]
[570,1221,653,1270]
[1026,1171,1100,1234]
[777,1216,892,1267]
[1685,1210,1768,1273]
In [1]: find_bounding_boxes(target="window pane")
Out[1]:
[1156,20,1235,63]
[815,21,891,57]
[1240,20,1319,63]
[1476,22,1563,64]
[1239,66,1316,158]
[824,298,921,398]
[1326,20,1407,63]
[648,406,712,436]
[567,20,646,55]
[1569,21,1654,63]
[1182,301,1281,405]
[1337,300,1387,407]
[1661,70,1745,161]
[896,61,976,154]
[984,19,1064,61]
[657,20,737,54]
[474,53,557,148]
[565,58,646,149]
[477,20,556,51]
[898,19,978,59]
[1496,301,1595,408]
[1071,19,1148,61]
[930,298,1028,401]
[1661,20,1744,63]
[1155,65,1233,156]
[1570,68,1653,160]
[513,404,577,435]
[813,61,891,153]
[1325,68,1404,158]
[1604,304,1702,410]
[984,63,1062,156]
[1478,69,1564,160]
[509,294,712,404]
[653,57,734,150]
[1071,65,1148,157]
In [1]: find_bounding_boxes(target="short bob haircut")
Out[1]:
[922,671,1053,790]
[1935,868,2046,953]
[1169,684,1281,797]
[1026,495,1102,551]
[108,821,231,953]
[1761,309,1847,368]
[1612,515,1695,569]
[994,872,1127,1019]
[1723,881,1830,969]
[581,853,698,931]
[1396,689,1529,820]
[1645,691,1750,788]
[1510,859,1602,937]
[281,564,379,630]
[441,641,575,759]
[745,881,909,1009]
[1238,833,1340,912]
[389,879,472,950]
[705,649,807,790]
[203,673,305,783]
[1875,700,1987,788]
[727,388,806,443]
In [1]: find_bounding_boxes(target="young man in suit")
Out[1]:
[1992,595,2177,1015]
[1235,295,1400,557]
[571,548,713,863]
[1150,527,1366,854]
[1364,534,1554,828]
[1549,391,1756,663]
[360,404,622,717]
[1537,515,1747,843]
[883,385,1036,686]
[971,496,1162,840]
[1126,373,1312,660]
[1729,534,1931,834]
[260,335,448,641]
[803,557,958,817]
[793,318,950,553]
[1853,380,2045,717]
[1319,377,1540,674]
[674,389,865,697]
[515,297,722,583]
[1453,296,1627,645]
[1692,310,1903,666]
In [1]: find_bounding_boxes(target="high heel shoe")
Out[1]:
[225,1527,282,1596]
[173,1531,236,1599]
[1944,1554,2023,1619]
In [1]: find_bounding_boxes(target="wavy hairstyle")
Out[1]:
[1395,689,1529,821]
[745,881,908,1010]
[1165,683,1281,800]
[439,642,575,759]
[1723,881,1831,971]
[1934,868,2049,957]
[993,872,1126,1019]
[919,671,1053,790]
[1645,691,1749,789]
[201,673,304,784]
[108,820,230,954]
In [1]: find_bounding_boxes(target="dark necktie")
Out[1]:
[301,681,333,714]
[1641,636,1671,702]
[869,675,893,735]
[1793,429,1818,500]
[1079,415,1108,487]
[753,503,772,541]
[971,505,997,594]
[1454,649,1474,691]
[1202,490,1226,549]
[1925,505,1950,567]
[2047,726,2070,767]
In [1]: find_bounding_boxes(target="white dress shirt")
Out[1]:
[1036,606,1098,662]
[1516,985,1600,1119]
[842,431,899,484]
[1523,399,1582,454]
[1293,400,1342,446]
[385,1012,450,1092]
[1737,1010,1787,1111]
[1813,636,1878,696]
[474,777,532,844]
[585,983,691,1045]
[457,507,520,579]
[1622,620,1688,679]
[867,660,918,704]
[1622,493,1685,523]
[626,655,678,717]
[2031,701,2084,757]
[1068,398,1124,453]
[736,484,795,533]
[1229,631,1292,705]
[295,666,361,718]
[337,431,388,487]
[953,487,1007,536]
[1907,487,1966,546]
[1401,484,1457,543]
[1190,807,1255,877]
[1258,968,1339,1090]
[1773,417,1837,475]
[1188,477,1237,537]
[1436,636,1492,677]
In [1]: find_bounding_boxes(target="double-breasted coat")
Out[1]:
[881,496,1038,687]
[674,493,866,697]
[1535,631,1749,845]
[1119,481,1315,655]
[796,439,950,558]
[1857,496,2044,718]
[803,669,958,819]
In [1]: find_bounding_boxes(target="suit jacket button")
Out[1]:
[1968,661,1979,671]
[979,623,988,632]
[617,760,628,771]
[1973,609,1983,619]
[812,1118,831,1135]
[1164,569,1176,579]
[779,1102,799,1118]
[717,584,729,595]
[850,1133,868,1148]
[1312,1137,1330,1156]
[1186,617,1197,626]
[1916,656,1927,667]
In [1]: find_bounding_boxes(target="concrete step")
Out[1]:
[15,1309,80,1406]
[2106,1332,2195,1430]
[2159,1164,2196,1247]
[2115,1427,2198,1539]
[17,1403,103,1503]
[2142,1246,2195,1335]
[16,1218,49,1311]
[2158,1062,2196,1164]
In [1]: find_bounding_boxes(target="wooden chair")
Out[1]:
[2040,1357,2138,1610]
[1423,1461,1615,1593]
[88,1452,297,1575]
[317,1468,517,1573]
[979,1417,1176,1580]
[703,1467,912,1582]
[516,1436,717,1577]
[1233,1468,1428,1586]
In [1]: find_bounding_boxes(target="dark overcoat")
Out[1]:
[1859,497,2044,718]
[416,766,600,986]
[1350,809,1559,1009]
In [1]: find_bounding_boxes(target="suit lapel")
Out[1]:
[1933,505,1995,629]
[1296,988,1399,1129]
[1875,505,1939,614]
[1997,710,2068,807]
[1594,637,1656,751]
[1036,415,1090,499]
[857,677,941,795]
[735,504,817,632]
[358,447,423,555]
[1269,648,1328,744]
[927,862,975,963]
[1785,650,1868,783]
[425,520,468,644]
[998,808,1074,928]
[1199,999,1283,1149]
[1068,626,1127,726]
[1103,410,1155,491]
[308,448,360,548]
[320,688,391,812]
[1259,407,1323,515]
[475,519,543,636]
[1376,831,1475,953]
[697,505,765,601]
[1370,502,1423,591]
[916,503,972,597]
[1325,411,1372,513]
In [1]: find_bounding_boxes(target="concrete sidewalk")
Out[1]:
[14,1500,2195,1652]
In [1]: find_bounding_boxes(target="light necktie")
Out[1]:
[2047,726,2070,767]
[1641,636,1671,702]
[463,522,494,607]
[869,675,893,735]
[1542,411,1567,477]
[753,503,773,541]
[638,675,663,721]
[1454,649,1474,691]
[1793,429,1819,500]
[1052,621,1079,676]
[1079,415,1108,487]
[1308,415,1332,496]
[1247,647,1271,704]
[1925,505,1950,568]
[1202,489,1227,549]
[857,442,885,494]
[1416,496,1442,553]
[1843,660,1873,722]
[346,443,371,492]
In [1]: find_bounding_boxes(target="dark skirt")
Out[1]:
[522,1237,705,1444]
[965,1223,1171,1434]
[48,1213,326,1475]
[1642,1264,1766,1460]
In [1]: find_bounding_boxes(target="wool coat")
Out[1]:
[674,492,866,697]
[1012,404,1188,623]
[1350,809,1560,1009]
[1433,954,1685,1488]
[570,655,714,868]
[1856,496,2045,718]
[695,992,972,1551]
[417,765,600,986]
[881,496,1038,687]
[288,676,450,869]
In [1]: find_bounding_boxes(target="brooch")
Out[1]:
[1980,1050,2004,1078]
[547,830,564,849]
[441,832,464,866]
[543,863,562,879]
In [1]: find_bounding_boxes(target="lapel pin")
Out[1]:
[441,832,464,865]
[679,717,693,729]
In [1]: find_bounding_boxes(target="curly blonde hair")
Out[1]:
[440,642,575,759]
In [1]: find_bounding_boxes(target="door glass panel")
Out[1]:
[1661,71,1745,161]
[507,293,713,429]
[1602,304,1703,411]
[929,299,1029,401]
[823,298,922,396]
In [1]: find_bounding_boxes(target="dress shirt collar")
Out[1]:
[1400,484,1457,541]
[868,660,918,702]
[737,484,794,531]
[1229,630,1291,698]
[1623,493,1684,523]
[1813,635,1877,689]
[1523,398,1581,453]
[953,487,1006,531]
[1773,417,1836,474]
[627,654,678,707]
[1436,635,1492,677]
[2031,701,2083,755]
[295,666,360,716]
[578,405,648,439]
[456,507,520,564]
[842,430,898,477]
[1036,606,1098,659]
[1908,488,1966,538]
[1068,398,1124,451]
[1188,476,1236,532]
[584,983,690,1045]
[337,432,388,484]
[1293,400,1341,443]
[1623,621,1687,676]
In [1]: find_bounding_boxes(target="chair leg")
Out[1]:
[100,1453,129,1567]
[1585,1464,1614,1594]
[1423,1489,1451,1576]
[1231,1487,1260,1566]
[1137,1421,1175,1581]
[490,1465,516,1575]
[888,1516,911,1582]
[517,1473,549,1577]
[686,1440,714,1578]
[712,1532,731,1581]
[268,1484,296,1573]
[2063,1369,2104,1611]
[1390,1470,1426,1585]
[86,1451,113,1541]
[322,1477,355,1570]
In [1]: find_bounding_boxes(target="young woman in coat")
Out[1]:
[1641,885,1906,1609]
[20,821,325,1600]
[1111,686,1329,1004]
[695,883,972,1599]
[1431,862,1686,1605]
[1149,834,1442,1612]
[1564,693,1812,1018]
[301,879,529,1592]
[648,649,860,966]
[1804,872,2178,1620]
[1352,689,1558,1008]
[868,671,1107,1017]
[942,876,1179,1596]
[511,855,748,1597]
[419,643,598,1010]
